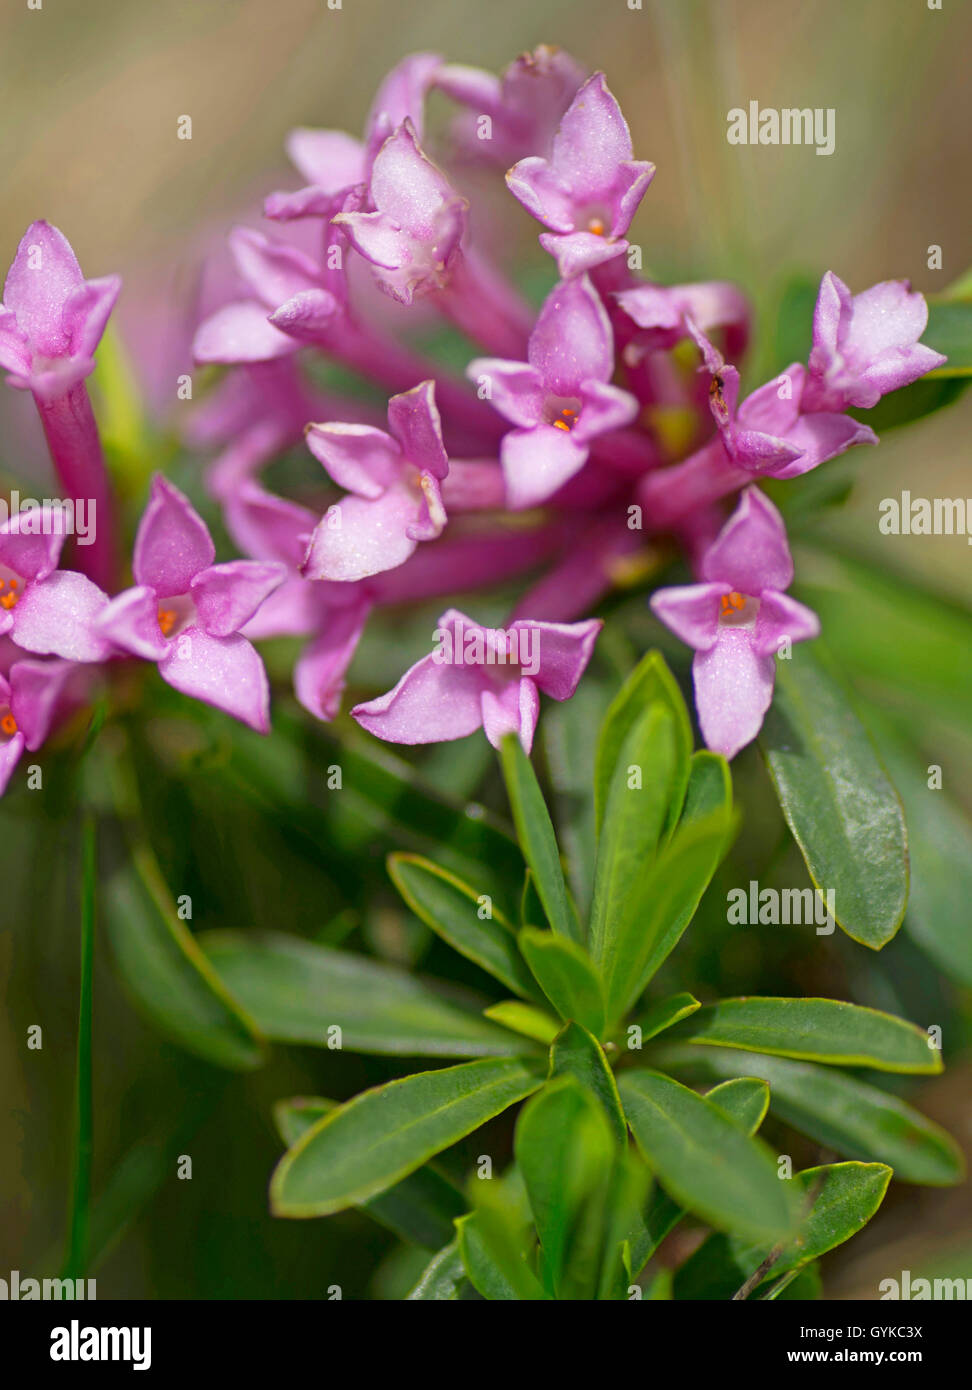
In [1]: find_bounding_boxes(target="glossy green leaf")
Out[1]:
[271,1058,542,1217]
[105,855,265,1071]
[597,805,733,1023]
[519,929,605,1035]
[498,735,579,942]
[627,992,701,1045]
[200,929,530,1058]
[674,1162,892,1300]
[482,1000,560,1045]
[406,1242,471,1300]
[679,997,941,1074]
[542,675,610,916]
[272,1097,464,1250]
[520,868,545,928]
[387,853,542,1002]
[455,1205,547,1301]
[759,641,908,949]
[654,1044,964,1186]
[619,1071,797,1243]
[549,1021,627,1145]
[706,1077,772,1134]
[594,651,692,838]
[515,1075,616,1298]
[922,297,972,375]
[589,704,677,962]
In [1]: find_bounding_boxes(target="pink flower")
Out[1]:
[333,121,468,305]
[803,271,947,412]
[0,221,120,400]
[0,656,86,796]
[651,488,819,759]
[302,380,449,582]
[95,477,285,732]
[468,275,637,508]
[353,608,601,753]
[506,74,654,278]
[0,507,111,662]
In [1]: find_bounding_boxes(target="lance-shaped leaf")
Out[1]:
[619,1071,797,1243]
[515,1075,618,1300]
[387,853,543,1002]
[594,651,692,838]
[654,1043,964,1186]
[271,1058,543,1217]
[483,1000,560,1044]
[589,703,677,963]
[273,1097,465,1250]
[673,1161,892,1300]
[105,855,265,1072]
[407,1242,473,1301]
[759,641,908,949]
[626,992,701,1047]
[519,929,605,1036]
[677,997,941,1074]
[200,930,531,1058]
[499,734,580,942]
[549,1021,627,1145]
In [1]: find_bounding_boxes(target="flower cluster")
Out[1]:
[0,48,946,793]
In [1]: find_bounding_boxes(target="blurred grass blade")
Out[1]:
[759,641,908,949]
[387,853,542,1002]
[619,1071,797,1243]
[678,997,941,1073]
[271,1058,542,1217]
[63,815,96,1280]
[498,735,580,942]
[654,1043,964,1186]
[200,929,533,1058]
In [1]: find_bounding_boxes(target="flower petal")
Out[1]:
[133,475,215,598]
[753,590,821,656]
[501,424,588,510]
[3,221,84,355]
[650,582,727,651]
[693,629,776,760]
[158,627,271,733]
[191,560,287,637]
[465,358,545,428]
[352,651,486,744]
[9,570,112,662]
[304,422,403,498]
[512,616,602,698]
[0,506,67,581]
[301,483,424,582]
[528,275,613,391]
[701,487,793,594]
[9,656,78,751]
[95,585,169,660]
[481,677,540,753]
[293,601,370,721]
[387,380,449,479]
[193,301,297,364]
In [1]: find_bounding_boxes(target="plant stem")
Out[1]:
[34,383,117,590]
[63,813,96,1280]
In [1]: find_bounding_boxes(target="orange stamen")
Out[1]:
[158,607,177,636]
[1,712,17,736]
[720,591,746,614]
[0,590,17,611]
[588,218,606,236]
[553,419,570,431]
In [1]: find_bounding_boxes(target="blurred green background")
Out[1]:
[1,0,969,1299]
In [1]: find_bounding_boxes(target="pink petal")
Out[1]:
[222,483,317,567]
[768,412,877,480]
[753,591,821,656]
[9,570,112,662]
[158,626,271,733]
[229,228,322,307]
[465,357,545,428]
[528,275,613,391]
[241,576,322,640]
[506,157,576,232]
[693,629,776,760]
[0,729,24,795]
[387,380,449,479]
[293,601,370,721]
[501,424,588,510]
[480,678,540,752]
[268,288,343,343]
[3,221,84,356]
[193,301,297,364]
[650,582,726,651]
[369,120,463,239]
[191,560,287,637]
[514,617,602,698]
[539,230,627,278]
[305,422,403,498]
[64,274,121,361]
[352,651,486,745]
[9,657,77,750]
[0,507,66,581]
[574,379,639,443]
[95,585,169,659]
[301,483,427,582]
[701,488,793,594]
[365,52,443,155]
[133,475,215,598]
[285,127,366,188]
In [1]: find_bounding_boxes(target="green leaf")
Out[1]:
[654,1044,964,1186]
[455,1203,548,1301]
[680,749,733,828]
[589,704,677,962]
[482,1000,560,1045]
[272,1097,465,1250]
[105,854,265,1072]
[515,1075,616,1299]
[498,735,579,942]
[628,1077,771,1276]
[406,1241,471,1300]
[596,805,732,1023]
[520,868,545,928]
[678,997,941,1074]
[594,651,692,838]
[874,726,972,986]
[549,1021,627,1146]
[200,929,531,1058]
[627,992,701,1045]
[922,297,972,375]
[619,1071,797,1243]
[519,929,605,1035]
[542,676,610,916]
[674,1162,892,1300]
[387,853,542,1002]
[271,1058,542,1217]
[759,641,908,949]
[850,375,967,432]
